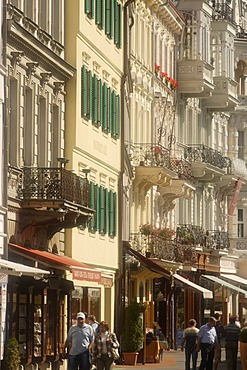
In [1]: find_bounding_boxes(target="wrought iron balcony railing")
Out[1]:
[128,143,170,168]
[184,144,231,170]
[205,230,230,250]
[212,3,235,24]
[128,143,194,181]
[176,224,205,246]
[129,232,197,266]
[19,167,89,207]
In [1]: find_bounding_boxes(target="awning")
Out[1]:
[0,258,49,277]
[202,275,247,298]
[221,274,247,286]
[174,273,213,299]
[123,241,171,278]
[9,243,101,283]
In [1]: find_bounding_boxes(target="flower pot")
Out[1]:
[240,342,247,370]
[146,251,151,258]
[123,352,139,365]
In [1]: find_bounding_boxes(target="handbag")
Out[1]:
[112,347,120,360]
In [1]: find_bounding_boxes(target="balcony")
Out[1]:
[205,230,230,252]
[177,60,214,97]
[176,224,205,247]
[17,167,93,239]
[184,144,231,181]
[128,143,194,193]
[203,77,238,111]
[129,232,197,268]
[212,3,235,25]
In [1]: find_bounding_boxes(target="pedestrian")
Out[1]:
[63,312,94,370]
[92,320,120,370]
[196,317,218,370]
[181,318,199,370]
[88,314,99,333]
[224,314,240,370]
[213,313,225,370]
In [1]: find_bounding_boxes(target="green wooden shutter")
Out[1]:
[103,83,108,132]
[85,0,90,14]
[81,66,88,118]
[93,74,98,125]
[91,0,95,18]
[116,94,120,138]
[98,79,103,126]
[114,0,119,45]
[101,0,105,29]
[105,0,110,36]
[96,0,102,26]
[118,4,122,48]
[88,70,93,120]
[113,191,117,236]
[110,0,114,39]
[107,87,111,133]
[89,182,96,232]
[109,190,114,237]
[105,188,109,234]
[99,186,105,234]
[111,90,116,138]
[96,184,100,232]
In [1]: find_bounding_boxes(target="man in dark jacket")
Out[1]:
[224,315,240,370]
[213,313,225,370]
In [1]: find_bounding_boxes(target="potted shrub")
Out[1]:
[2,337,20,370]
[122,300,144,365]
[239,327,247,370]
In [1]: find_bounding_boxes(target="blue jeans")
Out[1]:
[68,351,90,370]
[185,346,198,370]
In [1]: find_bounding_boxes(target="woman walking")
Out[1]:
[92,321,119,370]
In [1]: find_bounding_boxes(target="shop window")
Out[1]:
[18,293,28,360]
[71,287,101,322]
[33,293,43,358]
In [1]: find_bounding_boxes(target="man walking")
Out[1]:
[63,312,94,370]
[213,313,225,370]
[224,315,240,370]
[196,317,218,370]
[181,319,199,370]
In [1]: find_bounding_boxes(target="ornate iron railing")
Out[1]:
[205,230,230,250]
[184,144,231,170]
[19,167,89,207]
[129,232,197,266]
[128,143,194,181]
[212,3,235,24]
[128,143,170,168]
[176,224,205,246]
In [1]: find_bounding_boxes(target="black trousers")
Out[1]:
[225,341,238,370]
[198,343,215,370]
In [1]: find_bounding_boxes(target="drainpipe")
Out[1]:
[115,0,135,339]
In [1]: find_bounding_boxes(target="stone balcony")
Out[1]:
[177,60,214,97]
[183,144,231,182]
[203,77,239,111]
[128,143,194,192]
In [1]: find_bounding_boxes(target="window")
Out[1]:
[238,209,244,238]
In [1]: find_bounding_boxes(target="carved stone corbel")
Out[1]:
[26,62,39,78]
[11,51,24,68]
[40,72,52,87]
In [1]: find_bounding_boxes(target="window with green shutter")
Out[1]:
[109,190,117,237]
[110,0,114,39]
[105,188,109,234]
[105,0,111,36]
[88,70,93,120]
[99,186,106,234]
[89,182,97,232]
[114,0,119,45]
[85,0,95,18]
[81,66,88,118]
[111,90,116,138]
[98,79,103,126]
[116,94,120,138]
[95,0,102,27]
[92,74,98,125]
[96,185,100,232]
[117,3,122,48]
[107,87,112,133]
[102,83,108,132]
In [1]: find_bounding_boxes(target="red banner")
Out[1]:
[228,179,243,216]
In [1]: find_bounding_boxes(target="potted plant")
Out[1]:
[140,223,156,236]
[239,326,247,370]
[122,300,144,365]
[2,337,20,370]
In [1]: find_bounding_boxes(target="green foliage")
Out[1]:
[239,328,247,343]
[122,300,144,352]
[2,337,20,370]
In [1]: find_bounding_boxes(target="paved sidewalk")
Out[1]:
[114,348,241,369]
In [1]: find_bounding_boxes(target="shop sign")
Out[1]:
[72,268,101,282]
[101,276,113,287]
